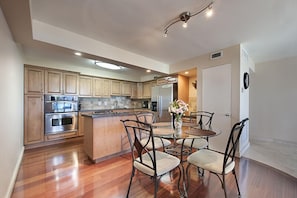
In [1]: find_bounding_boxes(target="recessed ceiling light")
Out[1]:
[146,69,151,73]
[74,52,82,56]
[184,71,189,75]
[95,61,122,70]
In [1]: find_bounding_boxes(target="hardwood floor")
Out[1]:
[12,140,297,198]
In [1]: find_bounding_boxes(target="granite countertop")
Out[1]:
[81,108,152,118]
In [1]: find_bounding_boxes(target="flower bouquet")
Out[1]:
[168,99,189,130]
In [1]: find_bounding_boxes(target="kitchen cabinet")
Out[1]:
[45,131,78,141]
[64,72,79,95]
[142,81,153,98]
[24,95,44,145]
[110,80,121,95]
[110,80,132,96]
[137,83,143,98]
[45,69,63,94]
[131,82,137,99]
[24,65,44,95]
[93,77,110,97]
[79,75,93,96]
[121,81,132,96]
[45,69,79,95]
[78,112,85,136]
[83,114,136,162]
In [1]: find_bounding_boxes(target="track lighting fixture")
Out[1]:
[163,1,214,37]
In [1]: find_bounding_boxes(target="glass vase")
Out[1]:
[174,117,183,132]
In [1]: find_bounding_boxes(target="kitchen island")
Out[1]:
[82,109,151,163]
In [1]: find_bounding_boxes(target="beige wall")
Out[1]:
[188,76,197,112]
[0,7,24,198]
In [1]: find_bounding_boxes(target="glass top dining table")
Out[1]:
[151,121,221,139]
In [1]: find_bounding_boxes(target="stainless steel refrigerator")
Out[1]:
[151,83,178,122]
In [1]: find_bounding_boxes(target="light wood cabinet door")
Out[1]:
[110,80,121,95]
[142,81,152,98]
[24,66,44,94]
[137,83,143,98]
[131,82,137,99]
[24,95,44,145]
[45,69,79,95]
[122,82,132,96]
[79,76,93,96]
[64,72,79,95]
[45,70,63,94]
[93,78,110,97]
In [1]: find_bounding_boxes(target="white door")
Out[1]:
[202,64,231,153]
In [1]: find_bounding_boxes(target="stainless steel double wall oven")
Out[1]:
[44,95,78,134]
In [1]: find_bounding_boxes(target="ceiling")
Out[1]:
[1,0,297,79]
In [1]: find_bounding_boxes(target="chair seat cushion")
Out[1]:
[176,138,208,149]
[187,149,235,174]
[134,150,180,176]
[140,137,171,150]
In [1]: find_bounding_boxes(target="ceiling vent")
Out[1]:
[210,50,223,60]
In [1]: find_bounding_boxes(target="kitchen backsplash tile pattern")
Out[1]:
[79,96,145,111]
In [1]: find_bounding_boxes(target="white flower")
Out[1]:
[168,99,189,116]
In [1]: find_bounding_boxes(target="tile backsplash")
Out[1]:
[79,96,147,111]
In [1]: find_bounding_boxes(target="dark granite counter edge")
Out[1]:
[79,108,150,113]
[81,109,153,118]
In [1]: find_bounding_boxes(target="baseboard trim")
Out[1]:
[5,146,24,198]
[250,137,297,147]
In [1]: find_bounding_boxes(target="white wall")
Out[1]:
[250,56,297,145]
[0,7,24,198]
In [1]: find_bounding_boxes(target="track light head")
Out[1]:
[163,1,215,37]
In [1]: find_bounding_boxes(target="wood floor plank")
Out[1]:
[11,141,297,198]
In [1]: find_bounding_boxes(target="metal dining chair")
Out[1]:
[176,111,214,151]
[121,119,181,198]
[186,118,249,198]
[136,112,171,151]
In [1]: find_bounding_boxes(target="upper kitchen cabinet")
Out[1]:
[110,80,121,95]
[79,75,93,96]
[64,72,79,95]
[130,82,138,99]
[93,77,111,97]
[45,69,79,95]
[137,83,143,98]
[121,81,132,96]
[24,65,44,95]
[110,80,132,96]
[142,81,155,99]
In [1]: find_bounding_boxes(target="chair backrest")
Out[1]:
[223,118,249,172]
[121,119,157,174]
[136,112,155,124]
[190,111,214,126]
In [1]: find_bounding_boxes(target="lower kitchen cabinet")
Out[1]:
[83,114,136,162]
[45,131,78,141]
[24,95,44,145]
[78,112,84,136]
